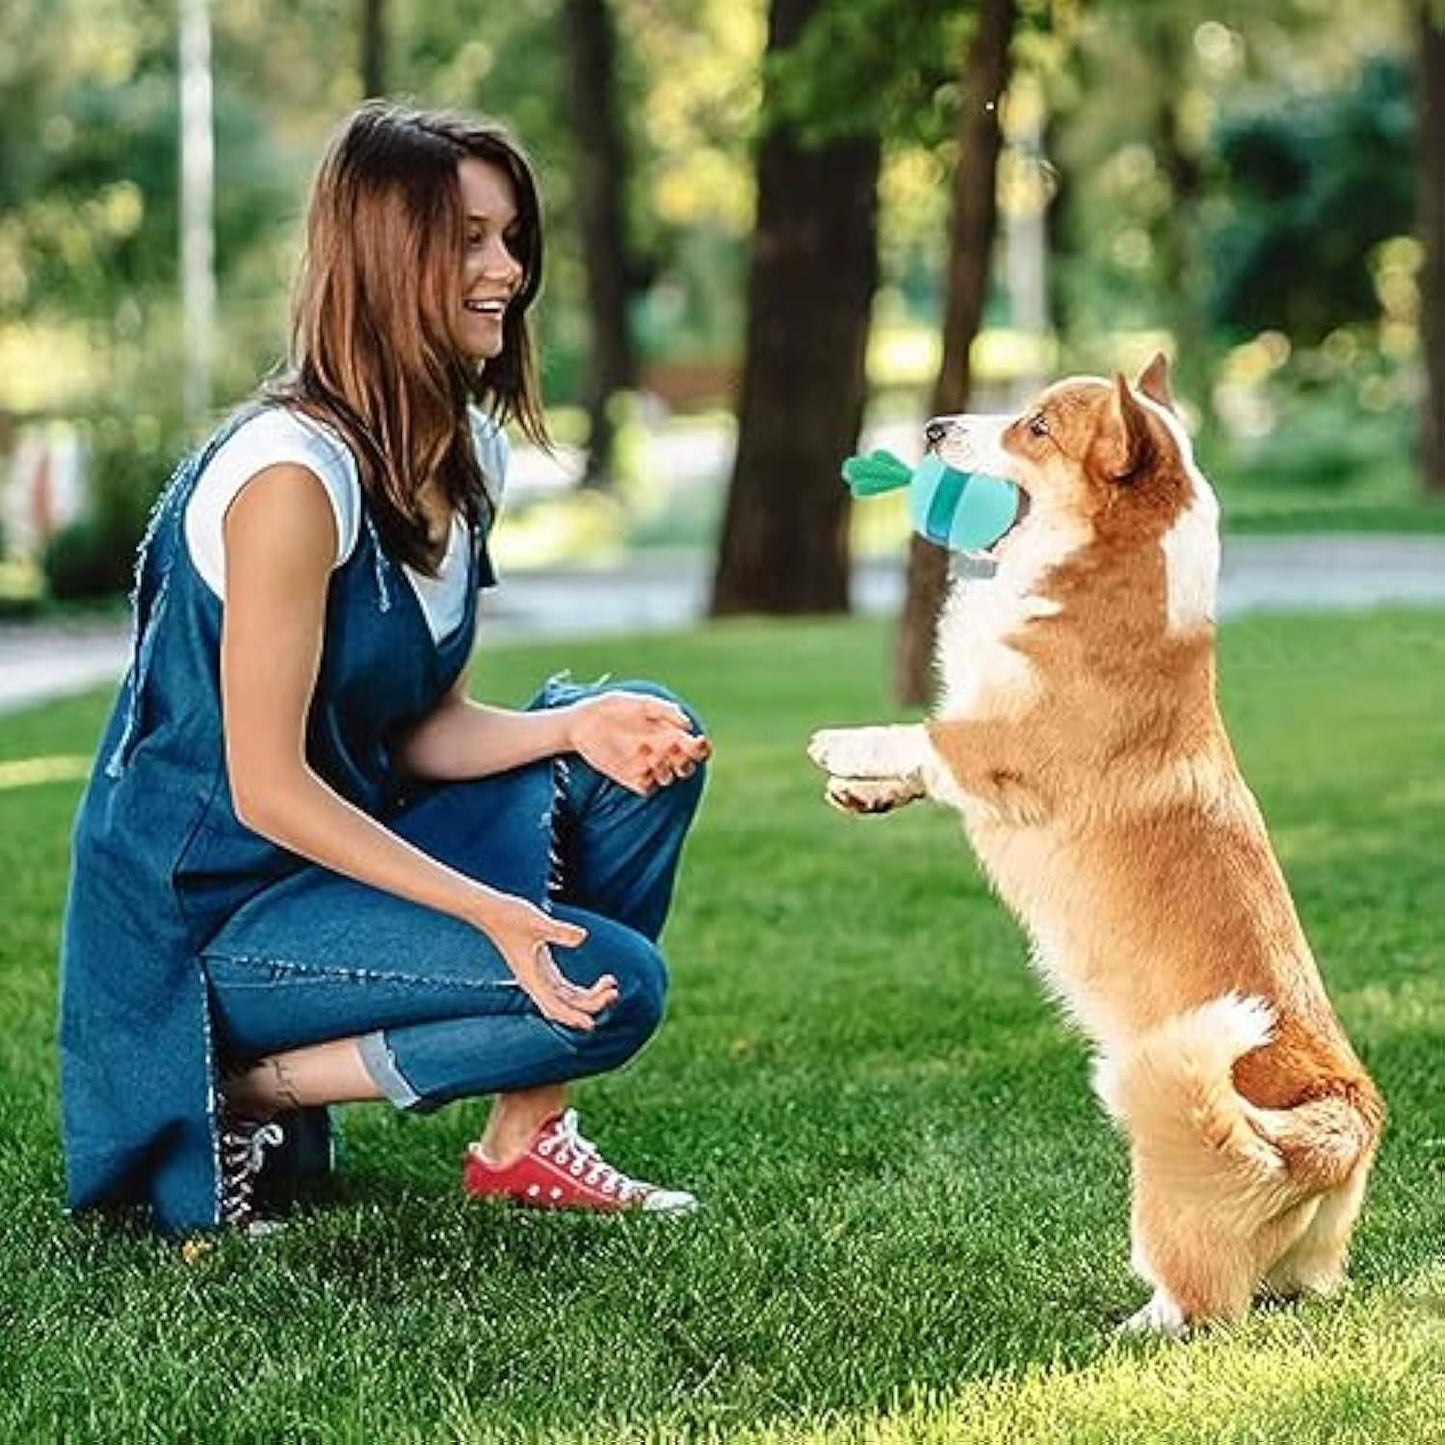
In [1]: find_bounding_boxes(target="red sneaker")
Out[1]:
[462,1109,697,1215]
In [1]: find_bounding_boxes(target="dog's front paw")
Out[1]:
[825,776,924,815]
[808,726,906,780]
[807,727,851,775]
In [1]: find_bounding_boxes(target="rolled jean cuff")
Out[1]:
[358,1029,425,1111]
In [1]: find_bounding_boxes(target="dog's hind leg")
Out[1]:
[1122,1163,1319,1334]
[1263,1157,1372,1300]
[1121,1170,1233,1335]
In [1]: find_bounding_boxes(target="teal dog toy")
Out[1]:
[842,449,1020,554]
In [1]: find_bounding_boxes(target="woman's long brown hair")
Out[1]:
[267,101,547,573]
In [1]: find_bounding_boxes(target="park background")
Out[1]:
[1,1,1443,1441]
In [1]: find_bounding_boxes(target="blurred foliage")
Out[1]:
[1203,355,1415,494]
[42,412,183,599]
[1207,53,1416,344]
[0,0,1437,594]
[765,0,965,145]
[1044,0,1408,345]
[1030,0,1427,527]
[620,0,764,372]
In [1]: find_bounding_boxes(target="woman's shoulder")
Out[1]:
[224,405,359,476]
[186,405,363,583]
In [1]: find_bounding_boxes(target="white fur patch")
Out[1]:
[933,508,1087,722]
[1137,395,1221,632]
[807,723,934,783]
[1197,991,1278,1057]
[1098,992,1277,1123]
[926,413,1099,724]
[1091,1050,1124,1123]
[1119,1289,1188,1337]
[934,581,1048,720]
[935,414,1019,479]
[1160,488,1219,632]
[1030,932,1104,1037]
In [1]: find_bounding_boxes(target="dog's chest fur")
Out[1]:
[927,498,1227,1049]
[933,514,1087,727]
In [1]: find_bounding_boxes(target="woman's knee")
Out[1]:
[588,929,669,1058]
[614,933,669,1040]
[554,678,709,823]
[618,679,710,806]
[605,678,707,741]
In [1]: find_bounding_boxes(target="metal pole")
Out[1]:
[179,0,215,432]
[1002,74,1051,405]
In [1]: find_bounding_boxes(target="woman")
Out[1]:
[58,101,710,1237]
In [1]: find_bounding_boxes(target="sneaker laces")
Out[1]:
[218,1114,285,1230]
[534,1109,646,1202]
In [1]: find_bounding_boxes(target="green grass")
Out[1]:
[1,611,1442,1442]
[1214,488,1445,537]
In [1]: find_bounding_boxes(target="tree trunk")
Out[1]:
[893,0,1018,705]
[563,0,637,490]
[709,0,881,616]
[360,0,387,98]
[1418,1,1445,495]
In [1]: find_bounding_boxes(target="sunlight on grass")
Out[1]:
[0,754,92,790]
[723,1305,1445,1445]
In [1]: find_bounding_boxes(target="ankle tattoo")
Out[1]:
[266,1057,304,1113]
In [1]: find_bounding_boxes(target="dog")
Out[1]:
[808,355,1383,1334]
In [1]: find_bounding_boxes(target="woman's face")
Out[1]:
[452,157,525,364]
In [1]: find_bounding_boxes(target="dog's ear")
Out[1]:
[1097,373,1157,484]
[1136,352,1174,413]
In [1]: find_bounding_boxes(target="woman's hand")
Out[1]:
[565,693,711,795]
[470,890,616,1030]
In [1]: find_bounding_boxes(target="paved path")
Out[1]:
[1,535,1442,716]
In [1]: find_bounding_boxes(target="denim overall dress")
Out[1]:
[57,408,564,1236]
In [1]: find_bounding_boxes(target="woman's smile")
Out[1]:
[455,156,523,361]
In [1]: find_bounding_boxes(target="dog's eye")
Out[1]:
[1027,412,1050,438]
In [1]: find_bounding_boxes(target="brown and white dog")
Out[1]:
[808,355,1383,1334]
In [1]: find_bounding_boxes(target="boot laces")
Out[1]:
[218,1115,285,1229]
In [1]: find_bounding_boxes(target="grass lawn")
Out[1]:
[1212,489,1445,537]
[0,609,1442,1442]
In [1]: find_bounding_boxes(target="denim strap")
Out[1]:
[106,406,267,779]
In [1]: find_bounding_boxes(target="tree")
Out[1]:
[709,0,882,616]
[360,0,388,98]
[0,3,290,414]
[1208,54,1415,346]
[1418,0,1445,495]
[893,0,1019,705]
[562,0,638,489]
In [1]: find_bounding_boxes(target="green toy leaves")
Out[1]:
[840,449,912,496]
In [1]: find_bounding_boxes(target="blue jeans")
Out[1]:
[202,683,705,1112]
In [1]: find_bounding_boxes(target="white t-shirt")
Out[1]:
[183,406,507,642]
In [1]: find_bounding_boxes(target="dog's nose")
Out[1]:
[924,419,951,449]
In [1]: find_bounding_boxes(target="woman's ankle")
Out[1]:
[478,1088,567,1165]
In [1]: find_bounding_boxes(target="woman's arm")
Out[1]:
[394,680,710,794]
[391,683,574,780]
[220,465,616,1029]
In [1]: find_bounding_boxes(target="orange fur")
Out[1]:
[811,356,1383,1331]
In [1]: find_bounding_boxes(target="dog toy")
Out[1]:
[842,448,1019,553]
